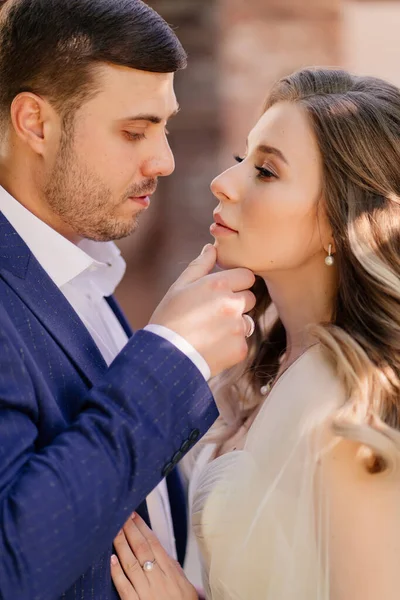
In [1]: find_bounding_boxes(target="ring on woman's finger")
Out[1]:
[243,314,255,338]
[143,559,156,572]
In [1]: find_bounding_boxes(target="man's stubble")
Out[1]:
[43,126,156,242]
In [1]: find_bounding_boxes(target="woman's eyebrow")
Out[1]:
[245,138,289,165]
[256,144,289,165]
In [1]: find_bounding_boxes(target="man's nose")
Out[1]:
[141,140,175,178]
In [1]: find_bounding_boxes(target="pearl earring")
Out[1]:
[325,244,335,267]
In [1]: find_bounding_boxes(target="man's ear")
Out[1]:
[10,92,56,156]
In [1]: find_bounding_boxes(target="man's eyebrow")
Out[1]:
[246,140,289,165]
[122,106,180,125]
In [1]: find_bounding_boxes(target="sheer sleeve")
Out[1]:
[204,345,346,600]
[321,435,400,600]
[202,345,400,600]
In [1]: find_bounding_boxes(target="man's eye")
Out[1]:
[124,132,146,141]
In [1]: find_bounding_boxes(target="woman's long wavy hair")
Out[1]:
[210,68,400,473]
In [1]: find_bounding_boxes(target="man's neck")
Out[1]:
[0,168,80,243]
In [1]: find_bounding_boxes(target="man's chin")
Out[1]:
[111,219,140,241]
[79,218,139,243]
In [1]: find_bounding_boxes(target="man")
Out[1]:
[0,0,255,599]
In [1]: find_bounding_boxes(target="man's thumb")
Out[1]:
[177,244,217,285]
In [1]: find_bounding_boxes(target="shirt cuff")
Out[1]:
[144,324,211,382]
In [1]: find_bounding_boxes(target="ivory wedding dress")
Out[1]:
[189,345,400,600]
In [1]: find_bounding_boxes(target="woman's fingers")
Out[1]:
[129,513,173,575]
[122,515,166,575]
[113,528,151,596]
[114,514,199,600]
[130,514,198,597]
[110,553,139,600]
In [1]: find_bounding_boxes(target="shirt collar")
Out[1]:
[0,186,126,295]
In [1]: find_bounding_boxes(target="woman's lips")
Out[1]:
[210,214,238,236]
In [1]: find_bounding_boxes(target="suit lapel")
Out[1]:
[106,295,133,338]
[0,213,152,527]
[0,213,107,386]
[105,295,153,529]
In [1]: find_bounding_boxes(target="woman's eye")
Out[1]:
[255,165,277,180]
[234,155,276,180]
[124,131,146,141]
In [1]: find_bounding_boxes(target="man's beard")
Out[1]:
[43,132,156,242]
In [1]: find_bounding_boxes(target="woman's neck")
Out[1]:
[263,259,337,366]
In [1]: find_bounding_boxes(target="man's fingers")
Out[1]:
[175,244,217,286]
[236,289,257,314]
[110,554,139,600]
[221,290,256,319]
[212,268,256,293]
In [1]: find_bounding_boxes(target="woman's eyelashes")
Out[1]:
[255,165,277,180]
[233,155,277,180]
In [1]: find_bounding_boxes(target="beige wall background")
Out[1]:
[344,1,400,86]
[115,0,400,327]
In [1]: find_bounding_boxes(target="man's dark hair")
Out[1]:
[0,0,187,123]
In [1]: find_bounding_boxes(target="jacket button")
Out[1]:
[172,450,184,465]
[162,462,174,478]
[180,439,192,454]
[189,429,200,443]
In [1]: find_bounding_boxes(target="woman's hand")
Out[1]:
[111,512,199,600]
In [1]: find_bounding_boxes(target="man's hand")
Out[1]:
[150,245,256,377]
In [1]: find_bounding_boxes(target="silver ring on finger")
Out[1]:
[243,314,255,338]
[142,559,156,573]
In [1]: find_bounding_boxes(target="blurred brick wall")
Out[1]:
[217,0,342,166]
[115,0,342,327]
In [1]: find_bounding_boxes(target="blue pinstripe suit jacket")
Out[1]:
[0,213,217,600]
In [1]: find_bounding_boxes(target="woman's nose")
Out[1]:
[210,169,240,204]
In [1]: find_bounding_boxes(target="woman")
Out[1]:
[110,67,400,599]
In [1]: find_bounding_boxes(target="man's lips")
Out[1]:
[128,193,154,208]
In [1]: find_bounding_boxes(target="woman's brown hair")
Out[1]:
[211,68,400,471]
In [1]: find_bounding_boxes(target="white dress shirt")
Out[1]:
[0,186,210,559]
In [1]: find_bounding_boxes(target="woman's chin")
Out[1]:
[215,248,246,270]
